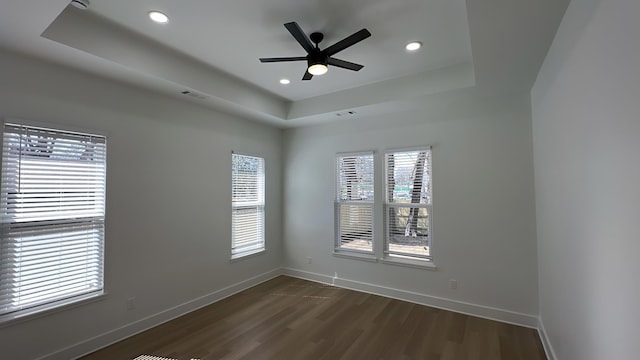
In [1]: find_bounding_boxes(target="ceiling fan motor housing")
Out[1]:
[307,50,328,67]
[309,32,324,46]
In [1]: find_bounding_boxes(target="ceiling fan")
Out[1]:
[259,22,371,80]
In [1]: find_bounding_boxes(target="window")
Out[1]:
[384,147,432,261]
[335,152,374,254]
[0,123,106,320]
[231,153,265,259]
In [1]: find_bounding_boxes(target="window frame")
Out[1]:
[334,151,375,257]
[231,152,265,260]
[383,146,434,265]
[0,120,107,323]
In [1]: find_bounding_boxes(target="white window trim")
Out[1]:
[229,248,266,262]
[3,117,108,138]
[0,120,107,323]
[0,291,107,326]
[332,251,378,262]
[334,151,375,255]
[383,146,434,266]
[231,152,265,260]
[379,257,437,270]
[331,147,437,270]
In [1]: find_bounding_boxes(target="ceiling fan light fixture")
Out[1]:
[149,11,169,24]
[308,64,328,76]
[259,22,370,81]
[405,41,422,51]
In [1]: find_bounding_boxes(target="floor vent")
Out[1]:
[133,356,200,360]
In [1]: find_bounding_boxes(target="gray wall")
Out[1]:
[0,51,283,360]
[532,0,640,358]
[283,89,540,321]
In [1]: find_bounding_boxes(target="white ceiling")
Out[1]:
[86,0,472,101]
[0,0,569,127]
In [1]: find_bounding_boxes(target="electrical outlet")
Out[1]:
[126,297,136,310]
[449,279,458,290]
[306,257,312,264]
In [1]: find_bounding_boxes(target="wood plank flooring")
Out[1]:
[81,276,546,360]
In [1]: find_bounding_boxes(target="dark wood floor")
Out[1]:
[81,276,546,360]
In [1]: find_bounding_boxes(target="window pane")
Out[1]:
[386,206,430,258]
[336,203,373,253]
[386,150,431,204]
[1,221,104,313]
[232,206,264,253]
[337,154,374,201]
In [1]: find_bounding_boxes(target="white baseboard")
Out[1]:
[40,267,544,359]
[538,317,557,360]
[38,268,283,360]
[282,267,539,329]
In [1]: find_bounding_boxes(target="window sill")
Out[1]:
[380,257,437,271]
[230,248,266,262]
[0,291,107,328]
[333,251,378,263]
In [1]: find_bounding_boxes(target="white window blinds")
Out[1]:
[231,153,265,258]
[384,148,432,260]
[335,152,374,253]
[0,123,106,318]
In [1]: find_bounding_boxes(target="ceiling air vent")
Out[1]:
[336,110,356,117]
[181,90,208,100]
[70,0,90,10]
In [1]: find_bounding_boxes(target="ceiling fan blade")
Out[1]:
[327,57,364,71]
[284,22,315,53]
[323,29,371,56]
[302,71,313,80]
[260,57,308,63]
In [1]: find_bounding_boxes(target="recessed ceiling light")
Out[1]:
[279,79,290,85]
[149,11,169,24]
[70,0,90,10]
[405,41,422,51]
